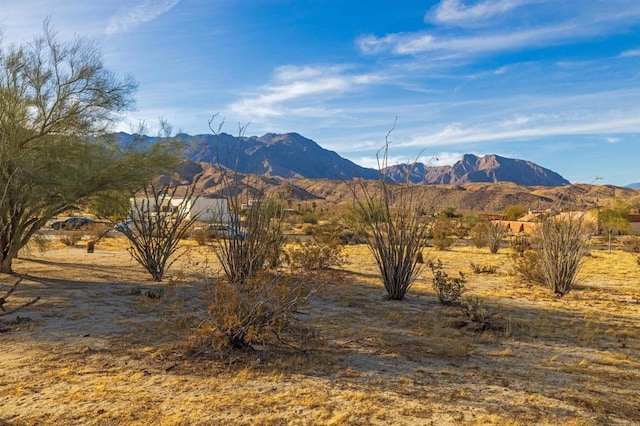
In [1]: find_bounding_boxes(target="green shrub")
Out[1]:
[429,260,466,304]
[285,241,347,271]
[511,249,545,285]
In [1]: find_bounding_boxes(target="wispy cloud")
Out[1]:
[359,2,640,58]
[620,48,640,57]
[228,65,382,119]
[106,0,180,35]
[426,0,539,26]
[358,21,606,57]
[399,112,640,148]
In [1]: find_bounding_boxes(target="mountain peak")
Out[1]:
[116,132,570,186]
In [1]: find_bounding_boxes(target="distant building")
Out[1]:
[129,195,230,223]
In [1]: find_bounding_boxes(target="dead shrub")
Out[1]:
[429,260,466,305]
[204,272,315,350]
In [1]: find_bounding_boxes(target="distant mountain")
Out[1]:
[114,132,569,187]
[384,154,570,186]
[177,132,378,180]
[625,183,640,189]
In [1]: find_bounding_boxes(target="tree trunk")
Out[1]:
[0,251,15,274]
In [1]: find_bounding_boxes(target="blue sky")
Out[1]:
[2,0,640,185]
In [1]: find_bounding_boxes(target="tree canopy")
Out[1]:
[0,23,179,273]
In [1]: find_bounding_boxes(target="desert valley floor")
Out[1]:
[1,238,640,425]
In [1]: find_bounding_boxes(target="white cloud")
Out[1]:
[427,0,538,26]
[399,112,640,148]
[605,137,620,143]
[620,48,640,57]
[228,65,382,119]
[359,2,640,58]
[106,0,180,35]
[358,22,589,57]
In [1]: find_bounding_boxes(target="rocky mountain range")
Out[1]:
[625,183,640,189]
[116,131,569,186]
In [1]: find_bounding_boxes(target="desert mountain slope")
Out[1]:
[383,154,569,186]
[169,161,640,213]
[115,132,569,186]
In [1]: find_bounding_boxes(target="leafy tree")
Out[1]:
[0,23,177,273]
[598,200,631,236]
[503,204,528,221]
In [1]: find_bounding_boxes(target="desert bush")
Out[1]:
[472,220,508,253]
[122,182,199,282]
[621,236,640,253]
[300,223,316,235]
[429,260,466,304]
[511,250,545,285]
[191,228,211,246]
[301,212,318,224]
[285,240,346,271]
[537,214,590,296]
[510,235,532,256]
[351,126,431,300]
[470,262,497,274]
[486,221,508,254]
[459,295,489,328]
[205,272,315,350]
[207,119,287,284]
[338,230,366,245]
[59,231,82,246]
[431,218,456,250]
[216,198,287,283]
[470,222,489,248]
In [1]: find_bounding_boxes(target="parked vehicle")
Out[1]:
[191,223,247,240]
[51,217,95,230]
[113,220,135,233]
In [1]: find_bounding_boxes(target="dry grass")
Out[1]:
[0,239,639,425]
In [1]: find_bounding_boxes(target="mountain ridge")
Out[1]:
[115,131,570,187]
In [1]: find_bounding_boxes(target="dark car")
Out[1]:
[51,217,95,230]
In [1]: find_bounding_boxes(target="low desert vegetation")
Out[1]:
[3,27,640,425]
[429,259,466,304]
[350,128,431,300]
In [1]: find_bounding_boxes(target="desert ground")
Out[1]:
[1,235,639,425]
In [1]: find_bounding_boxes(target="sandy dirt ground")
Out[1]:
[1,239,639,425]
